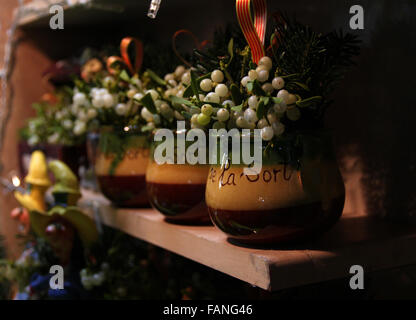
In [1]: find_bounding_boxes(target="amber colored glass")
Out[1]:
[93,133,149,208]
[145,136,211,224]
[205,132,345,245]
[146,160,211,224]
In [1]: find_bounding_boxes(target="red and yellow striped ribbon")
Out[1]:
[107,37,143,76]
[236,0,267,64]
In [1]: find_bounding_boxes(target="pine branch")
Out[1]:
[272,14,361,119]
[191,24,249,81]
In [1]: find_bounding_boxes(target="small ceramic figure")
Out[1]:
[29,160,98,266]
[13,152,98,299]
[10,207,30,235]
[14,150,51,213]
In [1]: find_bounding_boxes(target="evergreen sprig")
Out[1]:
[271,14,361,120]
[191,24,249,81]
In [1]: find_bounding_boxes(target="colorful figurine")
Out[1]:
[12,151,98,299]
[10,207,30,235]
[14,150,51,213]
[29,160,98,266]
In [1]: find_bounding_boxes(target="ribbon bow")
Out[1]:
[106,37,143,76]
[172,29,209,67]
[236,0,267,64]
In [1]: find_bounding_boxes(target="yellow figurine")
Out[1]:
[11,151,99,298]
[29,160,98,265]
[14,150,51,213]
[48,160,82,207]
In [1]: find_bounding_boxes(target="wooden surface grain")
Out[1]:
[80,190,416,291]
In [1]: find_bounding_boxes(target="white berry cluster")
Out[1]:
[88,76,142,118]
[187,68,238,130]
[26,94,96,146]
[138,65,195,129]
[80,263,108,290]
[186,56,301,141]
[71,73,156,131]
[163,65,190,98]
[69,89,102,136]
[26,118,47,146]
[158,66,234,131]
[138,89,163,129]
[137,86,188,130]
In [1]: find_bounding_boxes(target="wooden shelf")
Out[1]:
[79,189,416,291]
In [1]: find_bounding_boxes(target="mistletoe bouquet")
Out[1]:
[176,14,360,144]
[72,38,190,207]
[19,91,89,147]
[192,1,360,245]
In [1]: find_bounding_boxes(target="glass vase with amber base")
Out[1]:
[94,130,150,208]
[146,140,210,224]
[205,132,345,245]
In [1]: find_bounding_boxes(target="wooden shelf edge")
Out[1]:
[79,189,416,292]
[80,191,273,290]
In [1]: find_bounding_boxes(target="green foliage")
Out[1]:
[192,24,250,83]
[271,14,361,120]
[169,96,192,107]
[20,93,86,147]
[1,230,251,300]
[144,69,167,86]
[0,234,59,298]
[139,93,157,114]
[190,70,201,101]
[190,16,360,137]
[247,80,266,96]
[84,229,248,300]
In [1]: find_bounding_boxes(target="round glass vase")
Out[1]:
[94,130,150,208]
[146,139,210,224]
[205,132,345,245]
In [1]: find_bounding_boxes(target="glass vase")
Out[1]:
[205,132,345,245]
